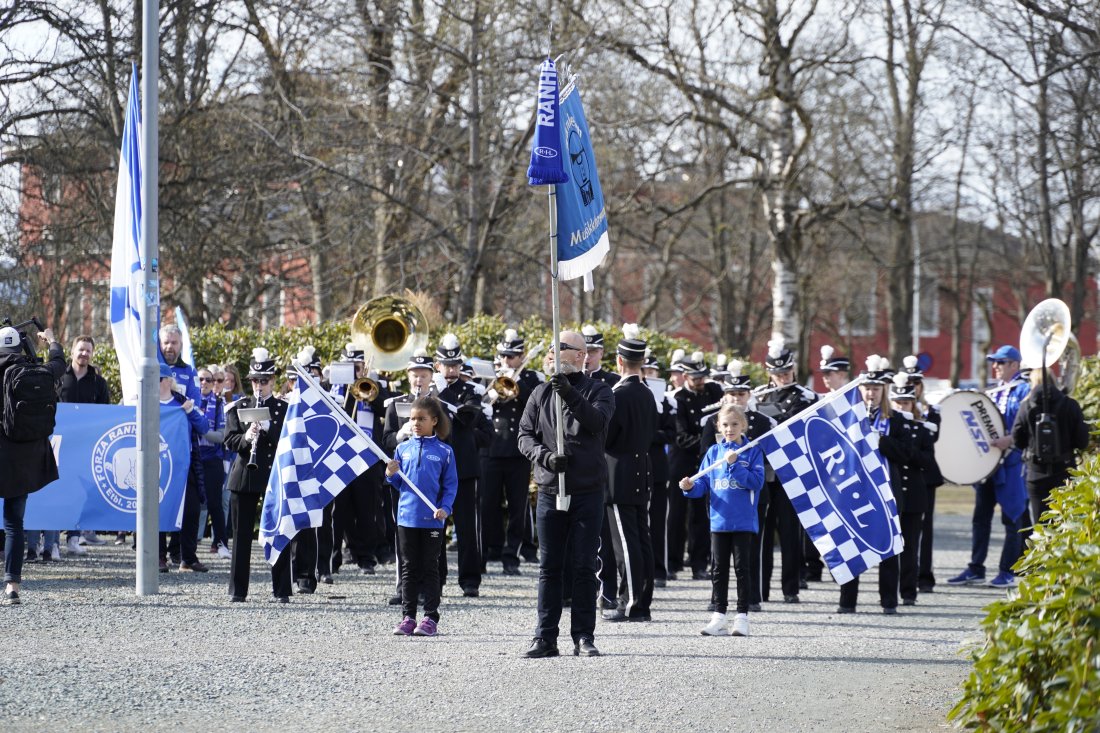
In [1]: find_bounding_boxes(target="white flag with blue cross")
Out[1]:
[260,375,377,565]
[759,387,903,584]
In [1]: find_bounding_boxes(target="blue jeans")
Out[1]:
[3,495,29,583]
[534,489,605,644]
[26,529,60,553]
[968,478,1023,575]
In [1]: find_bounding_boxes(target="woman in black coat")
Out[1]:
[1,326,65,605]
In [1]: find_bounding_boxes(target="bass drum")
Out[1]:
[934,391,1006,485]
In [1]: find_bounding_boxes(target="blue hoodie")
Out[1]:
[387,434,458,529]
[683,436,765,533]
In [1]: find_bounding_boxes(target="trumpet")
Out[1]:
[349,295,429,372]
[488,373,520,403]
[352,376,380,403]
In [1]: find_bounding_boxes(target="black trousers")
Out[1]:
[607,503,655,617]
[315,501,336,576]
[163,467,202,565]
[749,484,771,604]
[918,485,938,589]
[802,529,823,580]
[687,496,711,574]
[228,491,292,599]
[712,531,753,615]
[649,476,669,581]
[597,513,617,607]
[291,526,318,588]
[398,525,443,621]
[898,512,923,602]
[535,489,604,644]
[337,464,384,569]
[1028,474,1069,526]
[480,456,531,567]
[440,477,481,591]
[839,554,899,610]
[762,480,802,598]
[666,478,687,572]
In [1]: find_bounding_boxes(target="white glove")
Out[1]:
[432,372,448,392]
[486,388,499,404]
[396,421,415,443]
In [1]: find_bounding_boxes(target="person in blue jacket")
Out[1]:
[679,404,764,638]
[386,396,458,638]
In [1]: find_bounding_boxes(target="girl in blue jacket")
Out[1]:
[386,397,457,637]
[679,404,764,637]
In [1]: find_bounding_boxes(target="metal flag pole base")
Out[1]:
[556,494,571,511]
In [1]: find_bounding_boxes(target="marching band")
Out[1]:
[209,294,1088,640]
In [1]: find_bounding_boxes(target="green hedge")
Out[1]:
[948,356,1100,731]
[83,317,761,402]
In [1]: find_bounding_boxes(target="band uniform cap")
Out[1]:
[643,352,661,370]
[342,342,365,363]
[683,351,708,377]
[0,326,20,352]
[406,351,435,371]
[724,374,753,391]
[434,333,464,365]
[581,324,604,350]
[901,354,923,380]
[497,328,525,356]
[765,350,795,372]
[460,362,475,377]
[986,345,1022,363]
[890,373,917,400]
[819,345,850,373]
[248,347,278,378]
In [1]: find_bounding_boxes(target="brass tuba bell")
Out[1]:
[349,295,430,372]
[351,376,380,403]
[1019,297,1079,392]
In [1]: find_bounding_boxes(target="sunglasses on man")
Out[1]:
[554,343,582,352]
[250,377,271,385]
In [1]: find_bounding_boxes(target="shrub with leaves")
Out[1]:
[949,454,1100,731]
[1072,355,1100,432]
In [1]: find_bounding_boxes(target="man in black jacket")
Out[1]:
[602,328,657,622]
[1012,369,1090,525]
[518,330,615,658]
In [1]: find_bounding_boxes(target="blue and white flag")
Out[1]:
[109,64,146,405]
[759,388,903,584]
[174,306,194,368]
[526,57,569,186]
[555,80,609,286]
[24,404,190,531]
[260,375,377,565]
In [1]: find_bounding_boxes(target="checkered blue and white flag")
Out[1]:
[260,375,377,565]
[759,388,903,584]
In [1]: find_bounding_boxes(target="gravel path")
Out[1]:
[2,513,1003,732]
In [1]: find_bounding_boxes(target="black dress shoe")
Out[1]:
[918,584,934,593]
[462,587,480,598]
[319,574,334,584]
[798,579,809,590]
[692,570,710,581]
[667,572,678,581]
[574,637,600,657]
[783,595,800,603]
[602,609,627,622]
[748,603,762,612]
[522,638,559,658]
[272,596,290,604]
[836,606,855,614]
[653,578,667,588]
[296,581,316,594]
[229,595,245,603]
[359,565,376,576]
[902,597,916,606]
[627,614,652,622]
[388,594,402,606]
[502,565,521,576]
[882,606,898,615]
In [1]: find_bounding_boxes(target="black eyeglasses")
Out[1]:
[250,378,271,385]
[198,376,215,382]
[555,343,581,352]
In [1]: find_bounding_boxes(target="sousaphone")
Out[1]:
[349,295,430,372]
[1020,298,1080,392]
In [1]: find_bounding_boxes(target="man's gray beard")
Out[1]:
[546,361,579,376]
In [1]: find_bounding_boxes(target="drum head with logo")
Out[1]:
[934,390,1006,485]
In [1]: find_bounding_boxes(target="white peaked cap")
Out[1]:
[729,359,744,377]
[621,323,641,340]
[440,333,460,349]
[252,347,271,362]
[821,344,834,361]
[581,324,599,337]
[767,338,785,359]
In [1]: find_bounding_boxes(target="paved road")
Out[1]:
[2,513,1006,732]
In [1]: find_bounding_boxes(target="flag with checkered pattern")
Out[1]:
[759,388,903,584]
[260,376,376,565]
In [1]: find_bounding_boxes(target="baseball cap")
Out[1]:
[0,326,20,352]
[985,345,1022,363]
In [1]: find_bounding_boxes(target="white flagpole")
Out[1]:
[290,366,439,513]
[688,376,868,482]
[135,0,161,596]
[549,184,569,511]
